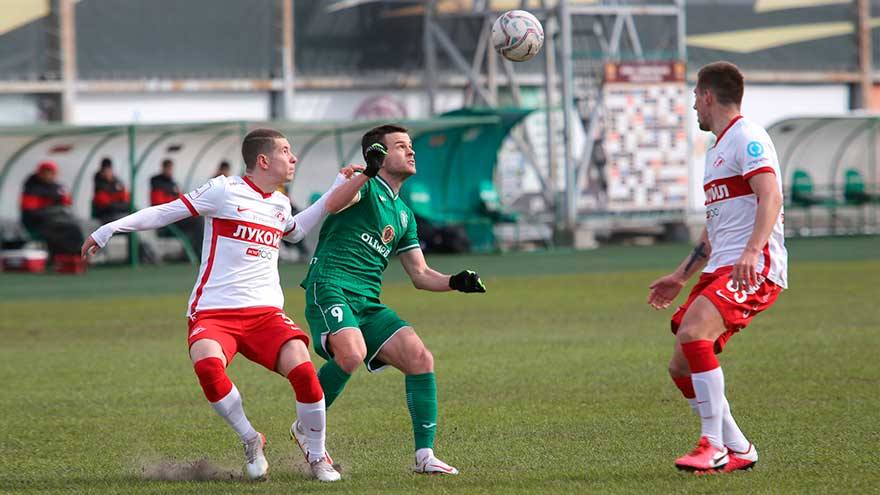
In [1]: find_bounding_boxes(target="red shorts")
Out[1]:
[187,306,309,371]
[671,266,782,353]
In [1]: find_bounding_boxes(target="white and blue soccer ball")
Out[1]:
[492,10,544,62]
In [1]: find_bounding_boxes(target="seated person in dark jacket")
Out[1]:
[150,158,203,256]
[92,158,131,223]
[20,161,84,258]
[150,159,181,206]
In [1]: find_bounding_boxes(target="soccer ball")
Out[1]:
[491,10,544,62]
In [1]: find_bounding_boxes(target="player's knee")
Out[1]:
[281,338,310,362]
[334,351,365,374]
[668,358,689,377]
[408,346,434,374]
[193,357,232,402]
[676,323,703,343]
[276,339,311,376]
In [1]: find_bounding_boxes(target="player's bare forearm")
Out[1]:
[673,228,711,282]
[399,248,486,293]
[745,174,783,254]
[413,268,455,292]
[399,249,451,291]
[325,173,367,213]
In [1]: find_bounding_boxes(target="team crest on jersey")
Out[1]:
[272,206,286,222]
[381,225,395,244]
[400,211,408,229]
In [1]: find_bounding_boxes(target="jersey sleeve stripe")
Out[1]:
[396,243,420,254]
[743,166,776,181]
[180,195,199,216]
[283,223,296,237]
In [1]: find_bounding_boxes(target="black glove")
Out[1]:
[363,142,387,178]
[449,270,486,293]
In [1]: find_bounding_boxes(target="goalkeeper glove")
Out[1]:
[363,142,387,178]
[449,270,486,293]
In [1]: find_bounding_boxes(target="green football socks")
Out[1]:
[317,360,351,408]
[406,373,438,450]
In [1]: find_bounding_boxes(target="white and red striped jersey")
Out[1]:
[702,116,788,288]
[180,175,299,316]
[90,173,347,317]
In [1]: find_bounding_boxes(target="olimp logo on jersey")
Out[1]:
[400,210,408,229]
[360,231,392,257]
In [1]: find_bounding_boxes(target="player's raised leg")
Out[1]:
[377,327,458,475]
[673,297,730,472]
[189,338,267,480]
[276,338,340,482]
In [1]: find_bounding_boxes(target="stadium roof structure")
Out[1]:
[0,0,874,85]
[0,114,504,192]
[0,113,523,264]
[0,115,505,211]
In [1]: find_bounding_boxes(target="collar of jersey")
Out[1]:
[242,175,274,199]
[711,115,743,149]
[375,175,398,200]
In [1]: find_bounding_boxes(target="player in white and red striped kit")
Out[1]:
[647,62,787,474]
[82,128,360,482]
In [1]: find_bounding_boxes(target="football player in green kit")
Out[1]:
[291,124,486,475]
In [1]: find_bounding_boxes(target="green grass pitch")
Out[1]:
[1,236,878,494]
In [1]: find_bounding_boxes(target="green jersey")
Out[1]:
[302,175,420,298]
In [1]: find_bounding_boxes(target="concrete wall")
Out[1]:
[0,95,41,124]
[72,92,272,124]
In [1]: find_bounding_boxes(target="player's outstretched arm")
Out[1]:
[324,144,385,213]
[284,166,364,243]
[399,248,486,293]
[647,228,711,309]
[81,200,193,259]
[324,168,368,214]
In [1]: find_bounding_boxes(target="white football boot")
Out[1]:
[290,420,341,482]
[308,458,341,482]
[413,449,459,475]
[243,432,268,480]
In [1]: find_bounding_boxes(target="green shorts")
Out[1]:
[304,281,410,372]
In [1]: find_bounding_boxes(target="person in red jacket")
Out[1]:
[20,160,84,259]
[149,158,203,256]
[92,158,130,223]
[150,159,180,206]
